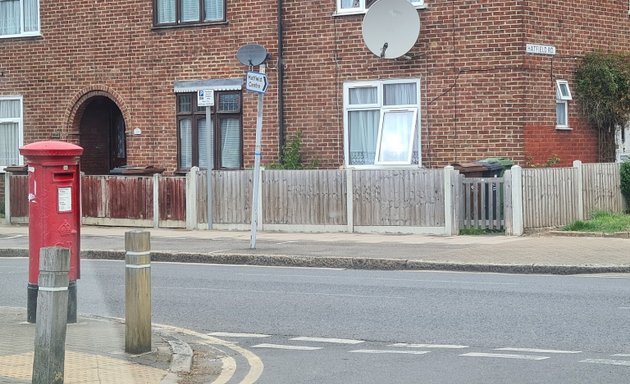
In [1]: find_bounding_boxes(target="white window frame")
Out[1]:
[375,108,418,165]
[343,79,421,168]
[335,0,425,15]
[0,96,24,172]
[0,0,41,39]
[555,80,572,129]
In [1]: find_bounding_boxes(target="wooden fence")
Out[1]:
[3,161,627,235]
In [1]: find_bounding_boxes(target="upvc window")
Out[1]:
[155,0,225,26]
[177,91,242,171]
[344,80,420,167]
[0,97,23,172]
[337,0,424,14]
[0,0,39,38]
[556,80,572,129]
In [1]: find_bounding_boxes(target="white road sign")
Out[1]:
[246,72,268,94]
[197,90,215,106]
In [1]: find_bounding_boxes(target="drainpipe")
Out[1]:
[277,0,286,162]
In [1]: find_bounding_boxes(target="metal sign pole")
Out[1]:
[250,91,264,249]
[206,106,213,229]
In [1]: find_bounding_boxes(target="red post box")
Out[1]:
[19,141,83,324]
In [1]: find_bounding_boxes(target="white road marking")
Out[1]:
[612,354,630,357]
[208,332,271,338]
[0,235,24,240]
[252,343,321,351]
[390,343,468,349]
[350,349,430,355]
[495,347,582,354]
[460,352,549,361]
[290,337,364,345]
[581,359,630,367]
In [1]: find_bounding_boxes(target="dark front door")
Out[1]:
[79,97,127,175]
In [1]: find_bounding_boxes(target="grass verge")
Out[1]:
[562,211,630,233]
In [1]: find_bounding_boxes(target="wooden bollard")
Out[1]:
[125,231,152,354]
[32,247,70,384]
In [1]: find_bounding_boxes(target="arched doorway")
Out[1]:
[78,96,127,175]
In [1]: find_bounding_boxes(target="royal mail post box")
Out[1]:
[20,140,83,323]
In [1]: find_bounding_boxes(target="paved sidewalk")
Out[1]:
[0,307,165,384]
[0,223,629,274]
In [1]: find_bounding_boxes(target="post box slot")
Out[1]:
[53,172,74,182]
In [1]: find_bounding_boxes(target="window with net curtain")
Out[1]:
[0,98,22,171]
[155,0,224,25]
[345,80,420,166]
[0,0,39,37]
[337,0,424,12]
[177,92,242,171]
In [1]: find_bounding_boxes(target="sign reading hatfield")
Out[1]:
[526,43,556,56]
[246,71,268,94]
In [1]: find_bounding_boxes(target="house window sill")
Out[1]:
[555,126,572,131]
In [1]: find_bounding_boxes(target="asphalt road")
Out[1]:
[2,258,630,383]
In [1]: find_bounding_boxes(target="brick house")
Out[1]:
[1,0,629,181]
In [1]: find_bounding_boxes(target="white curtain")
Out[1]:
[220,118,240,169]
[0,123,19,166]
[156,0,176,23]
[340,0,360,9]
[198,118,208,168]
[181,0,199,22]
[349,111,378,165]
[179,119,192,169]
[0,0,20,35]
[378,111,414,163]
[384,83,417,105]
[23,0,38,32]
[205,0,224,21]
[348,86,378,165]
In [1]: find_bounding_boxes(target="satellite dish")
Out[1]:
[236,44,268,66]
[362,0,420,59]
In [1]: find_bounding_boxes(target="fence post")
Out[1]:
[346,168,354,233]
[125,231,152,354]
[4,171,10,225]
[186,167,199,230]
[32,247,70,384]
[444,166,455,236]
[510,165,524,236]
[503,169,513,234]
[152,173,160,228]
[258,167,264,230]
[573,160,584,221]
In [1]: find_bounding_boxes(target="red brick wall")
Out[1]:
[1,0,629,172]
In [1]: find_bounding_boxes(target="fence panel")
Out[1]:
[158,176,186,222]
[263,170,347,225]
[460,177,504,230]
[10,174,28,219]
[582,163,624,216]
[81,175,153,220]
[522,167,578,229]
[353,169,445,227]
[207,170,252,225]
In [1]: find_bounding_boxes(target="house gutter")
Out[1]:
[277,0,286,161]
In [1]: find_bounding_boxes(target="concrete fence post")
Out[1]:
[185,167,199,230]
[4,171,10,225]
[32,246,70,384]
[444,166,455,236]
[346,168,354,233]
[125,231,152,354]
[510,165,524,236]
[152,173,160,228]
[573,160,584,221]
